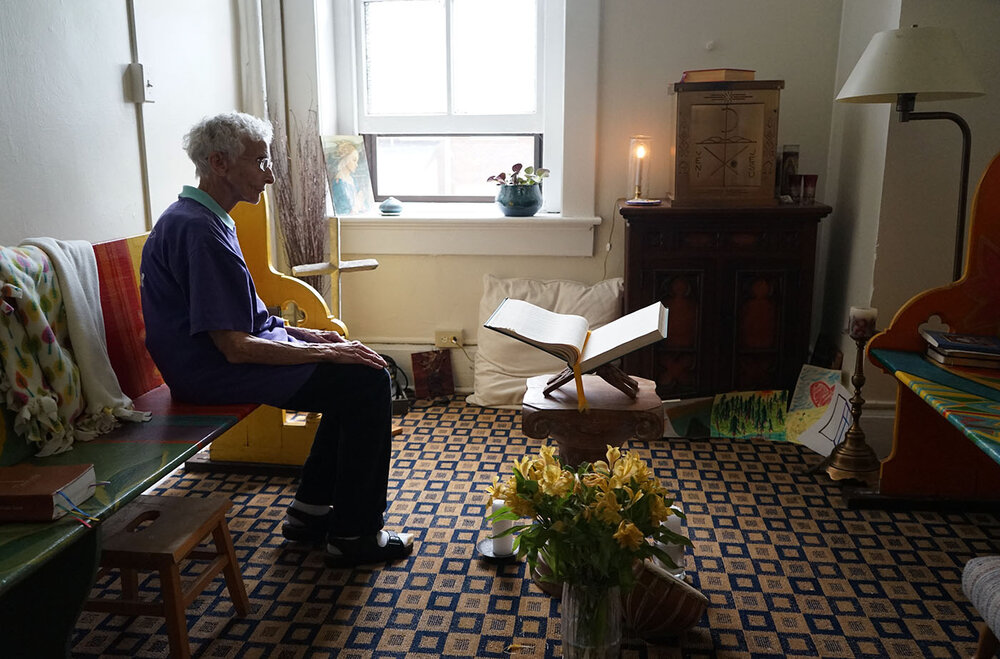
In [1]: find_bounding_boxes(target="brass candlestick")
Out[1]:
[825,335,881,485]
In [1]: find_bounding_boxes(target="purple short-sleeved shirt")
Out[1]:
[140,187,315,406]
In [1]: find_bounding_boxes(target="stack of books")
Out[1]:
[679,68,755,83]
[920,328,1000,369]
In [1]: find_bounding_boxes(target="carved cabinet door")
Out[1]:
[621,201,828,400]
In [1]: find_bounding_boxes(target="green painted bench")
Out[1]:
[0,233,260,655]
[0,197,344,655]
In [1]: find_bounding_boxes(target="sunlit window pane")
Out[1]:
[451,0,537,115]
[364,0,447,115]
[374,135,537,198]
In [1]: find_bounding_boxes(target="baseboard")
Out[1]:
[858,402,895,461]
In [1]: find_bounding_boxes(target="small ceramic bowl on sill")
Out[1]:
[379,197,403,216]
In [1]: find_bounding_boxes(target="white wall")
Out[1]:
[133,0,242,222]
[827,0,1000,408]
[5,0,1000,405]
[821,0,899,377]
[0,1,240,245]
[0,1,144,243]
[594,0,843,339]
[340,0,845,386]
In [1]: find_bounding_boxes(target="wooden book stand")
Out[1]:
[543,363,640,399]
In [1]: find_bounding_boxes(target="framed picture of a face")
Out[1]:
[322,136,375,216]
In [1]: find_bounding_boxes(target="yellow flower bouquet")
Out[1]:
[487,444,690,591]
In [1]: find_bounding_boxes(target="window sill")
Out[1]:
[339,204,601,256]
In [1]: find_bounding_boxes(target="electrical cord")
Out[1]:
[381,354,412,400]
[603,198,617,281]
[448,336,475,369]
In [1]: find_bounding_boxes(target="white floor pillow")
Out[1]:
[467,274,624,408]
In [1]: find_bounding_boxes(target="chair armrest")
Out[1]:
[291,258,379,278]
[261,271,348,335]
[232,198,348,336]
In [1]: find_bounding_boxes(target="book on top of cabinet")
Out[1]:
[679,68,755,83]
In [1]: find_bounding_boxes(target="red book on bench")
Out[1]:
[0,463,96,522]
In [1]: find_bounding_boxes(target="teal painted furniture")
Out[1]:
[0,232,259,656]
[867,153,1000,659]
[866,151,1000,503]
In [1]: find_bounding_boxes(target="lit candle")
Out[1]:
[491,499,514,556]
[634,144,647,191]
[849,306,878,341]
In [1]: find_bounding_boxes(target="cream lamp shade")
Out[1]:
[836,26,984,103]
[835,25,985,282]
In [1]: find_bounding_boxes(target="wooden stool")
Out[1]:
[522,373,664,466]
[84,495,250,659]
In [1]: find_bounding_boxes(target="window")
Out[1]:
[329,0,600,239]
[353,0,543,201]
[364,133,541,201]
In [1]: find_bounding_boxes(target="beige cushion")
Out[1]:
[467,274,624,408]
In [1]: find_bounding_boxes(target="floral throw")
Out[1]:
[0,246,85,456]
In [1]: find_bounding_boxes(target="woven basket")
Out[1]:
[622,559,708,642]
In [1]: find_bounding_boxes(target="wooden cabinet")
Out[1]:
[618,200,832,399]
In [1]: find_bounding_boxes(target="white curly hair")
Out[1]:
[183,112,274,179]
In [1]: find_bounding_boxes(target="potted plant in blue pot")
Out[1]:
[488,163,549,217]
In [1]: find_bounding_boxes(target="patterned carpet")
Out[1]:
[71,397,1000,658]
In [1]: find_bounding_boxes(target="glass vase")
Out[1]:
[561,582,622,658]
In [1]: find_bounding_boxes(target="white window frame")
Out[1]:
[328,0,599,256]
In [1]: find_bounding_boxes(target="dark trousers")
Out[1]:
[282,363,392,537]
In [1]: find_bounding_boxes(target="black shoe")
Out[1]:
[324,531,414,568]
[281,506,333,545]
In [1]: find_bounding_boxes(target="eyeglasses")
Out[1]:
[240,155,272,172]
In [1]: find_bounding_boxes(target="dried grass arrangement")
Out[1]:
[269,114,329,296]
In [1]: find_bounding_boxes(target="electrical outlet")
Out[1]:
[434,330,463,349]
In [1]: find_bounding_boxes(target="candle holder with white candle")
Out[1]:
[825,306,881,485]
[476,499,517,561]
[626,135,660,205]
[490,499,514,556]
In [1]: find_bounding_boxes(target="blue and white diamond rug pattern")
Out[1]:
[72,397,999,658]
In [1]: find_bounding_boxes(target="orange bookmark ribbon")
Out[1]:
[573,332,590,412]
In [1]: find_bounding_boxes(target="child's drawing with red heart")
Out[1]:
[809,381,834,407]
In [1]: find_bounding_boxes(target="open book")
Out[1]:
[484,298,668,374]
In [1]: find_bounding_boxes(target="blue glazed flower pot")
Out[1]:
[496,184,543,217]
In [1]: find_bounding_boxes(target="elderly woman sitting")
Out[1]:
[139,112,412,566]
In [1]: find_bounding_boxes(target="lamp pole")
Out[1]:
[895,92,973,282]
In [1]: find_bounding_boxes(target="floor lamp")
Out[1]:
[836,25,985,282]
